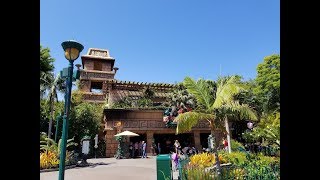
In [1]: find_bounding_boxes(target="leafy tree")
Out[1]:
[137,98,153,108]
[69,102,103,144]
[40,45,55,97]
[40,99,64,135]
[168,83,197,110]
[143,87,155,99]
[243,112,280,148]
[213,76,258,153]
[71,90,84,107]
[236,80,263,117]
[115,136,126,159]
[174,76,257,176]
[40,100,50,133]
[46,74,66,139]
[109,88,157,109]
[254,54,280,112]
[163,83,196,127]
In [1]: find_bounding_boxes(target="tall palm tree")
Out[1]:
[40,72,54,98]
[46,73,65,139]
[40,45,55,98]
[174,76,257,176]
[213,76,258,153]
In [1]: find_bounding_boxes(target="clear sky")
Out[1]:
[41,0,279,84]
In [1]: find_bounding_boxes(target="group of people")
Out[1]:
[128,139,202,160]
[129,141,147,158]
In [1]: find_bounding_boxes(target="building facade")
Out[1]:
[78,48,223,157]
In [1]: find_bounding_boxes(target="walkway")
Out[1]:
[40,157,178,180]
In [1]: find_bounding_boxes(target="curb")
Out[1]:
[40,165,77,173]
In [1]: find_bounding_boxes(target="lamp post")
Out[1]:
[54,114,63,142]
[58,40,84,180]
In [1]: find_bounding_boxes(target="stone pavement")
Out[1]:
[40,157,179,180]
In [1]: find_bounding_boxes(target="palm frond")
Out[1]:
[212,76,246,109]
[44,137,57,146]
[46,73,61,103]
[220,101,258,121]
[66,137,74,143]
[66,142,78,148]
[183,77,213,111]
[174,111,215,134]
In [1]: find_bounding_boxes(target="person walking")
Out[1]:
[223,138,228,152]
[174,140,181,154]
[138,141,142,157]
[129,142,133,158]
[150,141,156,155]
[134,142,139,158]
[157,142,161,155]
[142,141,147,158]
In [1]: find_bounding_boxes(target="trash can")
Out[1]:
[157,154,172,180]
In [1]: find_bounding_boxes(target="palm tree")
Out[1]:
[40,45,55,97]
[40,72,54,98]
[174,76,257,176]
[213,76,258,153]
[46,73,65,139]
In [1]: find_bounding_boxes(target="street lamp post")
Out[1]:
[54,114,63,142]
[58,40,84,180]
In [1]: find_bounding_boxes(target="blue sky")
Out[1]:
[41,0,279,84]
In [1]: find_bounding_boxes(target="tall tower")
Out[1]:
[78,48,118,103]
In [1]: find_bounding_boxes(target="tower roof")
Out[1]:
[81,48,115,69]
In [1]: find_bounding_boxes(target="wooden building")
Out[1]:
[78,48,221,157]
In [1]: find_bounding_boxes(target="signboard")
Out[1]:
[82,140,90,154]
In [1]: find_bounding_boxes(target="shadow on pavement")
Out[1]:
[75,162,116,169]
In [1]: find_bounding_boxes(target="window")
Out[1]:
[94,61,103,71]
[90,81,103,93]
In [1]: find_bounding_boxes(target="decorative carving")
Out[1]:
[80,71,114,80]
[123,121,130,128]
[131,121,139,128]
[156,121,166,128]
[82,94,105,101]
[140,121,148,128]
[90,50,109,57]
[105,119,209,130]
[148,121,155,128]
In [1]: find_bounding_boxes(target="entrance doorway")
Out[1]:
[129,133,146,144]
[200,133,211,149]
[154,133,194,154]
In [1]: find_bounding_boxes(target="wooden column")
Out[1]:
[146,131,154,156]
[193,130,202,151]
[107,85,114,107]
[105,129,117,158]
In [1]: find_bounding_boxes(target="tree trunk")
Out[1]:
[225,117,232,153]
[48,99,54,139]
[210,120,222,177]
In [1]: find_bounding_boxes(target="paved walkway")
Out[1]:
[40,157,178,180]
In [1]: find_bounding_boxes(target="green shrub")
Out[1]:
[222,152,247,166]
[182,166,212,180]
[231,139,245,152]
[257,153,280,166]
